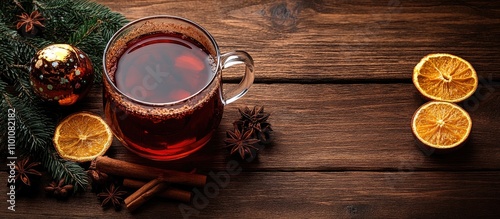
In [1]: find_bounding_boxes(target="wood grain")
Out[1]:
[2,0,500,218]
[95,0,500,82]
[2,171,499,218]
[63,83,500,172]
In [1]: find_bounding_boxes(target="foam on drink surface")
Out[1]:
[104,32,220,120]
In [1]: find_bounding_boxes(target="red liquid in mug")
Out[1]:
[104,32,223,160]
[116,33,213,103]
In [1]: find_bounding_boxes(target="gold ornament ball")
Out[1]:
[29,44,94,106]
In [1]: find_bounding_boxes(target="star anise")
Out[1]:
[224,125,260,159]
[16,10,45,37]
[45,179,74,199]
[98,183,127,211]
[236,106,273,143]
[87,169,110,192]
[15,157,42,187]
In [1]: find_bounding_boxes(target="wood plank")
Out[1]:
[3,171,499,218]
[94,0,500,82]
[2,1,499,218]
[64,82,500,171]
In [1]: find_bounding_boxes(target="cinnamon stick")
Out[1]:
[124,178,168,212]
[123,178,192,203]
[92,156,206,187]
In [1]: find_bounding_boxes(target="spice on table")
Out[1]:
[236,106,272,142]
[124,177,169,212]
[88,168,110,192]
[44,179,74,199]
[16,10,45,37]
[224,124,260,159]
[15,157,42,187]
[91,156,207,187]
[98,183,127,211]
[88,169,109,183]
[224,106,274,160]
[122,178,192,203]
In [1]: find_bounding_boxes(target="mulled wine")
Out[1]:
[115,32,215,103]
[104,32,223,160]
[103,16,254,161]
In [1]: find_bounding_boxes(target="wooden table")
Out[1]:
[3,0,500,218]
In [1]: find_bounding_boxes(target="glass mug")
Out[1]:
[103,15,254,161]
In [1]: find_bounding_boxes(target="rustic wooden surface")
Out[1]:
[2,0,500,218]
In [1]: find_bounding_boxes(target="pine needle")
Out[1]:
[41,148,89,193]
[0,0,128,192]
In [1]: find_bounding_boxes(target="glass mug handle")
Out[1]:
[220,51,255,105]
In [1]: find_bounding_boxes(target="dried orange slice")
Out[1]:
[53,112,112,162]
[411,101,472,151]
[413,53,478,102]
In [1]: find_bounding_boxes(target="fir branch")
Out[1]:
[13,0,25,11]
[0,43,14,73]
[0,93,7,156]
[2,94,53,153]
[1,0,127,194]
[41,148,89,192]
[0,78,7,91]
[90,55,102,83]
[33,0,68,11]
[14,40,38,62]
[68,18,102,46]
[9,64,28,70]
[24,36,53,50]
[0,23,18,41]
[1,65,20,84]
[1,27,40,51]
[14,74,36,100]
[0,28,18,75]
[71,0,127,39]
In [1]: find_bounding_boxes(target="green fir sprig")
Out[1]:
[0,0,127,192]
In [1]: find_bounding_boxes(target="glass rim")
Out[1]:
[102,15,221,106]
